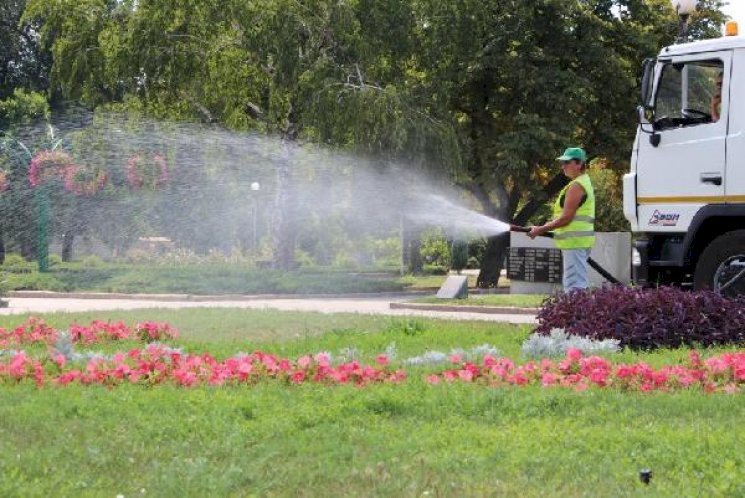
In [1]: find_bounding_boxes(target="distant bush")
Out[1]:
[450,240,468,274]
[420,229,450,267]
[2,254,33,273]
[589,161,630,232]
[48,254,63,267]
[536,286,745,350]
[422,264,448,276]
[80,255,105,268]
[6,272,66,291]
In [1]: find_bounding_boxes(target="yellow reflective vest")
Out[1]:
[552,173,595,250]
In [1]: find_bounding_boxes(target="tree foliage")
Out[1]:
[3,0,727,271]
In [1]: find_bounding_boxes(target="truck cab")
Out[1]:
[624,23,745,296]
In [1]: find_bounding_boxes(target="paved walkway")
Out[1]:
[0,294,536,325]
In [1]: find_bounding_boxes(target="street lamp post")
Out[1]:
[250,182,260,253]
[672,0,698,43]
[1,136,49,272]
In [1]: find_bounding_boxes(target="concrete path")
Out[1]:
[0,294,536,325]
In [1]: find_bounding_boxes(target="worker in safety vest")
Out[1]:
[529,147,595,292]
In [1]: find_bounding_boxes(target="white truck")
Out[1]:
[624,20,745,297]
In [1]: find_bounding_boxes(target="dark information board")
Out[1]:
[507,247,563,283]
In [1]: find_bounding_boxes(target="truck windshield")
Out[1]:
[654,59,723,130]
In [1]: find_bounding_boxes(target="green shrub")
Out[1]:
[5,272,66,291]
[422,264,448,275]
[2,253,33,273]
[420,228,450,267]
[81,255,105,268]
[294,249,316,268]
[450,240,468,274]
[589,162,630,232]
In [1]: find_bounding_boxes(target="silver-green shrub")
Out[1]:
[521,329,621,359]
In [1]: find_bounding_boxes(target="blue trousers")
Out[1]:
[562,248,591,292]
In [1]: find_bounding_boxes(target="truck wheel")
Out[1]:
[693,230,745,298]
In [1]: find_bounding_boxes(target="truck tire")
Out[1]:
[693,230,745,297]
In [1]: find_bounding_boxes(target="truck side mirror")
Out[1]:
[640,58,655,107]
[637,105,659,146]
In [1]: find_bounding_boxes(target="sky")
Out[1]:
[722,1,745,24]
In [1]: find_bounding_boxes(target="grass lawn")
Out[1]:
[412,294,547,308]
[0,309,743,497]
[2,264,411,295]
[1,258,512,296]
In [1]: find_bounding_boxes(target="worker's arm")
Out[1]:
[529,183,585,238]
[711,93,721,122]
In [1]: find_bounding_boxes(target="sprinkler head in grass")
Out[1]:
[639,469,652,485]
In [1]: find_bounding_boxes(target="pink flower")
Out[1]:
[314,352,331,367]
[483,355,497,367]
[541,373,559,386]
[297,355,312,369]
[52,354,66,368]
[426,374,440,385]
[375,354,389,366]
[689,350,702,368]
[566,348,583,362]
[442,370,458,382]
[458,369,474,382]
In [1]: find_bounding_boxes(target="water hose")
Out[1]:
[509,225,622,285]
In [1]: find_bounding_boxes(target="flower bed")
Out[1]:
[0,317,177,348]
[2,345,406,388]
[0,318,743,393]
[425,349,745,394]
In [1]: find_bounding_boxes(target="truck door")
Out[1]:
[727,50,745,200]
[636,52,731,233]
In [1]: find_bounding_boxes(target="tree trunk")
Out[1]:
[401,217,423,274]
[408,235,423,274]
[477,172,569,288]
[61,231,74,262]
[20,238,35,261]
[0,234,5,265]
[477,232,510,288]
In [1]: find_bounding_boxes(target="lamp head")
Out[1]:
[671,0,697,16]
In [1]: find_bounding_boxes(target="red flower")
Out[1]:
[29,150,76,187]
[62,164,108,196]
[126,153,170,190]
[375,354,389,366]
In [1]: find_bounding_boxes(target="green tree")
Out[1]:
[0,0,50,100]
[20,0,726,276]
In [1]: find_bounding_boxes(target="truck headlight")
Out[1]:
[632,248,642,267]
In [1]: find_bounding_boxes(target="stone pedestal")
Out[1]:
[509,232,631,294]
[436,275,469,299]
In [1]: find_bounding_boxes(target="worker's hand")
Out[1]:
[528,226,545,239]
[711,94,721,121]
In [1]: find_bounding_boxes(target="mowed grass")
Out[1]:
[0,309,743,497]
[412,294,547,308]
[3,264,409,295]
